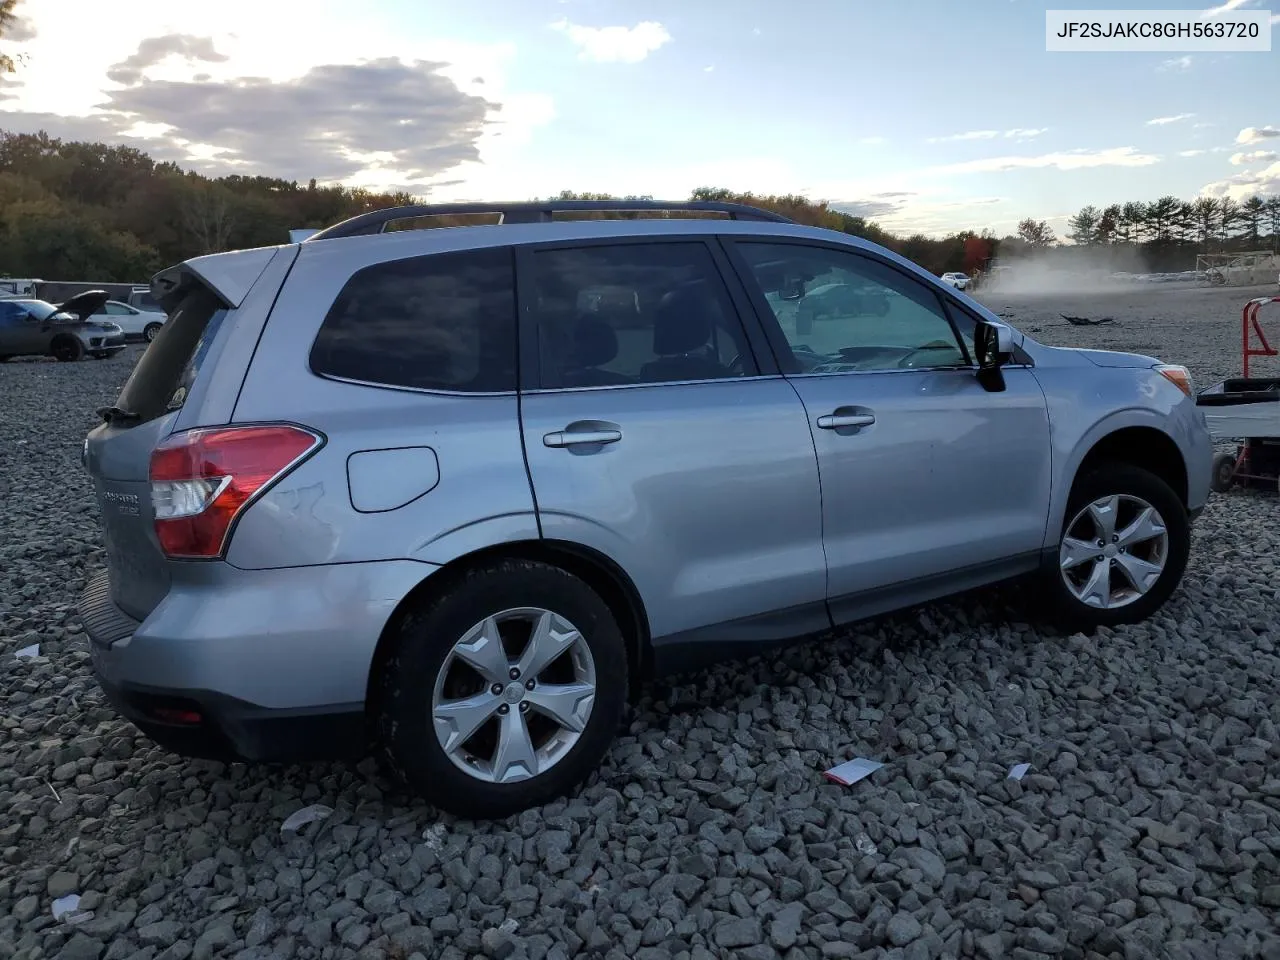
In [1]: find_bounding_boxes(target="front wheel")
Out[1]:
[143,323,163,342]
[1040,464,1189,629]
[51,337,84,362]
[376,559,629,820]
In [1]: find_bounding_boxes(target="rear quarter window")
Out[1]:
[310,246,518,393]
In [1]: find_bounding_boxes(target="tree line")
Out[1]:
[1,129,1276,284]
[1010,195,1280,274]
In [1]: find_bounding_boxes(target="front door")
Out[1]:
[517,238,830,650]
[726,238,1052,624]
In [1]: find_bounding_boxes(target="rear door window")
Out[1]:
[527,241,759,389]
[310,246,517,393]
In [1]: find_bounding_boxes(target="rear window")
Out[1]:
[113,287,227,424]
[310,247,517,393]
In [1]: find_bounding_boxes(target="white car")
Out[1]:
[940,272,970,290]
[92,299,168,342]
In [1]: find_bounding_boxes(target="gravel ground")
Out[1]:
[2,283,1280,960]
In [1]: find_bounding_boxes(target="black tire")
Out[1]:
[1039,463,1190,630]
[144,323,163,342]
[1210,452,1237,493]
[51,337,84,362]
[376,559,629,820]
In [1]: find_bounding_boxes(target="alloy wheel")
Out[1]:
[1059,494,1169,609]
[431,607,596,784]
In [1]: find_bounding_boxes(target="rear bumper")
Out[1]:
[77,558,437,762]
[88,662,366,762]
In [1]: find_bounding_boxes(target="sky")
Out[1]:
[0,0,1278,239]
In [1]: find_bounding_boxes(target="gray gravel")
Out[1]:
[2,283,1280,960]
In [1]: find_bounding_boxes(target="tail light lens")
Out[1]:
[150,424,322,559]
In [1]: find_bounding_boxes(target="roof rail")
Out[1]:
[303,200,794,241]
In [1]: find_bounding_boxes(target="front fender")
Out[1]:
[1038,365,1206,547]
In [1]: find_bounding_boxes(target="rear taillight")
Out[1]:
[149,424,322,559]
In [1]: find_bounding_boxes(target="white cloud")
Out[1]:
[0,2,558,198]
[550,20,671,63]
[1180,149,1207,157]
[859,135,887,146]
[1146,113,1194,125]
[928,147,1160,176]
[927,128,1045,144]
[1158,56,1193,71]
[1201,160,1280,201]
[1230,150,1279,165]
[927,130,1000,143]
[1237,126,1280,144]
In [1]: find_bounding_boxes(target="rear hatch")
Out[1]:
[85,286,229,620]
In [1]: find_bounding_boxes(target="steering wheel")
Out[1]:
[727,353,746,376]
[896,340,961,369]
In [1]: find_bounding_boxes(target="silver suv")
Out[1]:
[79,200,1212,819]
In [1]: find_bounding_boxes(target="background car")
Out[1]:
[0,291,127,361]
[940,271,970,290]
[92,299,168,342]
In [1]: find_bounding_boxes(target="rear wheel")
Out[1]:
[51,337,84,362]
[377,559,629,819]
[1210,451,1237,493]
[1040,464,1189,629]
[144,322,163,342]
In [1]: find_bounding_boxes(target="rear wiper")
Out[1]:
[97,406,140,424]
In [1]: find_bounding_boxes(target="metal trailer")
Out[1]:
[1197,296,1280,494]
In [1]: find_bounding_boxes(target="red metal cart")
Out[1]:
[1196,296,1280,494]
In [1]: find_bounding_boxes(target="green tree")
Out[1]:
[0,198,161,279]
[1191,196,1218,249]
[0,0,22,74]
[1119,201,1148,243]
[1016,218,1055,247]
[1145,195,1181,244]
[1218,197,1240,243]
[1266,196,1280,242]
[1066,205,1101,245]
[1097,204,1121,244]
[1240,195,1266,245]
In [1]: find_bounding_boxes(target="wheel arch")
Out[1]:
[1053,422,1189,543]
[363,538,653,727]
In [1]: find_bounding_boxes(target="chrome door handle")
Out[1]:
[816,412,875,430]
[543,428,622,448]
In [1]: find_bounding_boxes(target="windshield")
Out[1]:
[20,301,74,322]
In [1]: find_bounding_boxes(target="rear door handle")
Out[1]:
[816,412,875,430]
[543,422,623,448]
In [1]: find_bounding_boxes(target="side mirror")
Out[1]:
[973,320,1013,392]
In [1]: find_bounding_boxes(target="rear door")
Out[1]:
[724,238,1052,623]
[83,287,231,620]
[516,237,829,648]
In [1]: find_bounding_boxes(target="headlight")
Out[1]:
[1155,363,1193,397]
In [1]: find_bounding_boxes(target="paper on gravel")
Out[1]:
[51,894,93,924]
[281,804,333,834]
[1007,763,1031,781]
[14,644,39,659]
[824,757,884,786]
